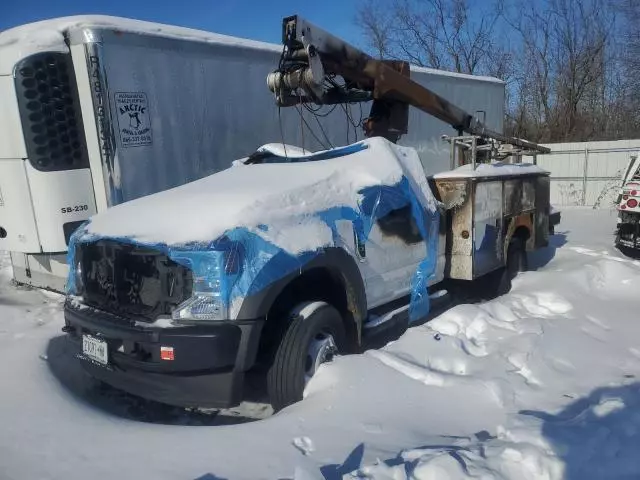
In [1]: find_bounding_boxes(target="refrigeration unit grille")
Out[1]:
[14,52,90,172]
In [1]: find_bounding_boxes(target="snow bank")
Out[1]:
[4,208,640,480]
[433,161,548,179]
[0,15,279,74]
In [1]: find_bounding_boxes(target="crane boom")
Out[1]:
[267,15,550,155]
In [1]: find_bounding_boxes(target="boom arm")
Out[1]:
[267,15,550,154]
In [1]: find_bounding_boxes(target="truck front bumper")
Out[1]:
[616,212,640,250]
[63,302,263,409]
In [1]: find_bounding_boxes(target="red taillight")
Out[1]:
[628,198,639,208]
[632,190,638,197]
[160,346,175,361]
[621,204,627,209]
[624,195,629,200]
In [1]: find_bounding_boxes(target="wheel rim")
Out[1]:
[304,332,337,385]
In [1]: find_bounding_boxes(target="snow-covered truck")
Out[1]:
[61,16,556,411]
[0,16,504,293]
[615,154,640,254]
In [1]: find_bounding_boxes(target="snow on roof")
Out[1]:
[0,15,280,73]
[86,137,433,251]
[432,161,548,179]
[410,64,504,85]
[1,15,504,88]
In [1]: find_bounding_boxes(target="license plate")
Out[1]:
[82,335,108,365]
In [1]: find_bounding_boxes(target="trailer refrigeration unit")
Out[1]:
[0,16,505,292]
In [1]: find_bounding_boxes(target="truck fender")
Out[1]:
[235,247,367,335]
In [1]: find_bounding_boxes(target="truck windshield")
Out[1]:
[244,142,367,165]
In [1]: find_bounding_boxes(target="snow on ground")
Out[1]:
[2,208,640,480]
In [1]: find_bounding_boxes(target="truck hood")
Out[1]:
[84,138,432,252]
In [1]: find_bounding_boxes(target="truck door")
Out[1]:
[360,204,433,308]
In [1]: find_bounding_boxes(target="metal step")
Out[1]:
[363,289,450,336]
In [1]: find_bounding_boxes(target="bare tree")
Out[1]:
[356,0,505,74]
[505,0,617,142]
[617,0,640,132]
[620,0,640,84]
[356,0,395,58]
[355,0,640,143]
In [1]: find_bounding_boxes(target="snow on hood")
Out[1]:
[433,161,548,179]
[85,138,424,250]
[0,15,279,74]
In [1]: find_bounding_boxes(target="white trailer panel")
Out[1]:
[0,15,505,291]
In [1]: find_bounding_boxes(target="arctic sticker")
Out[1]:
[114,92,152,147]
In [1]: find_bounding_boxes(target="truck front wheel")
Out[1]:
[267,302,347,411]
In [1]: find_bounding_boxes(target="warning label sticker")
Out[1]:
[114,92,152,147]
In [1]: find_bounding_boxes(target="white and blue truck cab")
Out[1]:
[64,136,555,410]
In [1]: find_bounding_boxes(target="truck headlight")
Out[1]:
[171,243,243,323]
[172,290,227,322]
[75,260,84,295]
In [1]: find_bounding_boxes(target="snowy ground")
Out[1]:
[1,207,640,480]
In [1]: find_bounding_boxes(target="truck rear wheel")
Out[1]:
[267,302,346,411]
[479,237,528,299]
[506,237,528,278]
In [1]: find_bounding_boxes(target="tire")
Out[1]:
[507,237,529,278]
[478,237,528,299]
[267,303,347,411]
[617,243,639,259]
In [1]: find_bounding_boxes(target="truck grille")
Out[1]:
[77,241,192,322]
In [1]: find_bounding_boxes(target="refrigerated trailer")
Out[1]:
[0,15,505,292]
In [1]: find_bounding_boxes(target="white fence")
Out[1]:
[526,139,640,208]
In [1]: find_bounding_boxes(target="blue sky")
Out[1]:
[1,0,364,46]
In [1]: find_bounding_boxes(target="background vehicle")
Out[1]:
[615,153,640,254]
[0,15,504,292]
